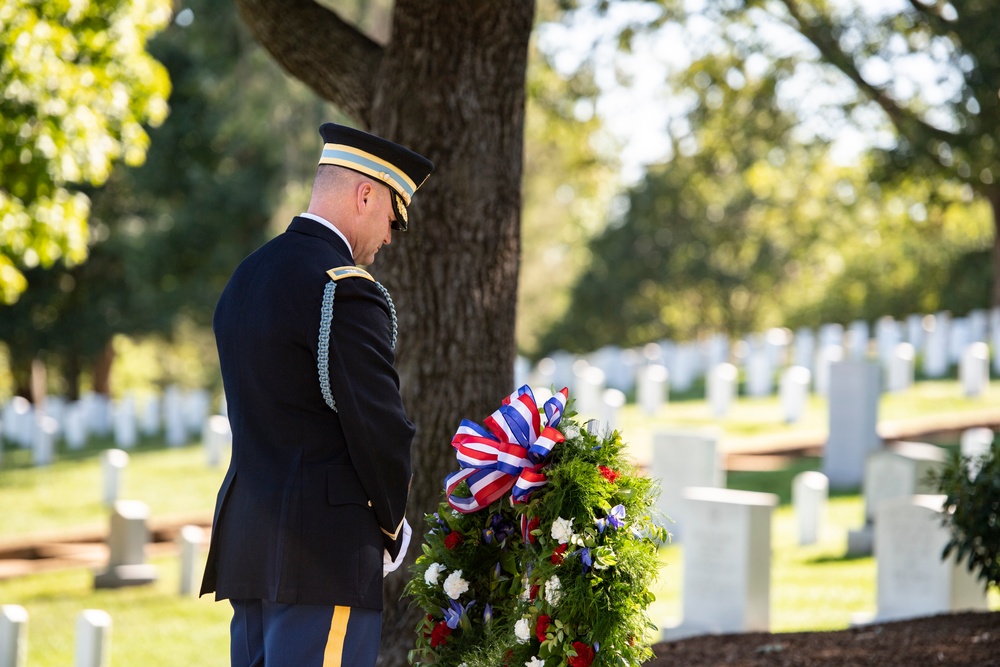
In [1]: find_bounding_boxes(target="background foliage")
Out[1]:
[0,0,171,303]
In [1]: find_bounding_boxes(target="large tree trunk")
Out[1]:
[234,2,535,664]
[372,4,535,662]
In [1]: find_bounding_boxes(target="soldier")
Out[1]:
[201,122,433,667]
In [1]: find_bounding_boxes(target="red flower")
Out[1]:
[568,641,595,667]
[599,465,620,483]
[530,584,539,601]
[444,531,464,550]
[536,614,551,642]
[551,543,568,564]
[525,516,541,543]
[430,621,452,647]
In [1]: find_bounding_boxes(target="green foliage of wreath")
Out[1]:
[404,405,669,667]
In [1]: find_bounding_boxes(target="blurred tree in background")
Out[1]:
[0,0,171,303]
[0,0,340,398]
[537,0,993,355]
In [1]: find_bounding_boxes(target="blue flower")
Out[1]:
[482,527,494,544]
[608,504,626,530]
[442,598,476,630]
[580,547,592,573]
[483,603,493,624]
[595,517,607,534]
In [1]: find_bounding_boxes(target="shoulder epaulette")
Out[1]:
[317,266,398,413]
[326,266,374,282]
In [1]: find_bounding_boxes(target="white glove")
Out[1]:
[383,518,412,577]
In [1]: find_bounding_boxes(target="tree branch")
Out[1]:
[234,0,382,126]
[776,0,958,146]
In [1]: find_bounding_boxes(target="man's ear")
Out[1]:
[356,181,373,214]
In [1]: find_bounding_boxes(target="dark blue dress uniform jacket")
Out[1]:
[200,216,415,611]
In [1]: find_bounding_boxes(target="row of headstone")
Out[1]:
[0,387,222,467]
[524,307,998,410]
[1,605,112,667]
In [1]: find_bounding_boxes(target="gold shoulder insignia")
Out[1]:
[326,266,374,282]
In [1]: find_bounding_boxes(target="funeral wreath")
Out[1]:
[405,386,669,667]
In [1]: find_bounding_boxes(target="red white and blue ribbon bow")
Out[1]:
[445,385,569,514]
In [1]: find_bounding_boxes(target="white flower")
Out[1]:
[550,517,573,544]
[457,664,468,667]
[424,562,446,586]
[514,617,531,644]
[443,569,470,600]
[562,422,581,440]
[544,575,562,606]
[525,657,546,667]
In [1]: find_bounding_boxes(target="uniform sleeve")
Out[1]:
[323,277,415,559]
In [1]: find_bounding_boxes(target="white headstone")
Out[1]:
[74,609,112,667]
[178,525,204,597]
[959,342,989,397]
[203,415,232,468]
[0,605,27,667]
[847,320,870,360]
[138,393,160,437]
[83,393,112,438]
[960,428,994,478]
[182,389,211,435]
[599,389,626,432]
[886,343,915,393]
[101,449,130,506]
[673,487,777,637]
[874,495,989,622]
[875,317,902,369]
[573,364,605,421]
[588,345,634,392]
[967,309,988,343]
[113,395,137,449]
[63,401,88,450]
[706,333,729,368]
[548,350,576,391]
[819,322,844,349]
[4,397,32,448]
[905,314,926,351]
[706,363,737,419]
[823,360,881,489]
[532,357,557,391]
[793,328,815,373]
[514,356,531,390]
[923,311,950,378]
[948,317,971,364]
[31,415,58,466]
[812,344,844,397]
[668,343,699,393]
[163,386,186,447]
[779,366,811,424]
[94,500,158,588]
[745,349,773,398]
[863,441,947,523]
[792,471,828,546]
[649,429,724,540]
[764,328,791,368]
[960,427,994,459]
[637,364,668,416]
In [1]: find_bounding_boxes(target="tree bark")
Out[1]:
[234,2,536,664]
[92,340,115,396]
[990,189,1000,308]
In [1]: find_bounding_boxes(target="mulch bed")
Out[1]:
[645,611,999,667]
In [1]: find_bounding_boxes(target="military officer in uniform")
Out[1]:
[201,123,433,667]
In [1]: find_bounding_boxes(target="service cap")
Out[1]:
[318,122,433,231]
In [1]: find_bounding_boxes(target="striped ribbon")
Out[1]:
[445,385,569,514]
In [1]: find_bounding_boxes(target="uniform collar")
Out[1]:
[288,214,353,261]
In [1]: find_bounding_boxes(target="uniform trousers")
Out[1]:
[230,599,381,667]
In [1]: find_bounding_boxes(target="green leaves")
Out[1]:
[932,442,1000,592]
[0,0,172,302]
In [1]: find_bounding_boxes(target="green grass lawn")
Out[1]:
[0,379,997,664]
